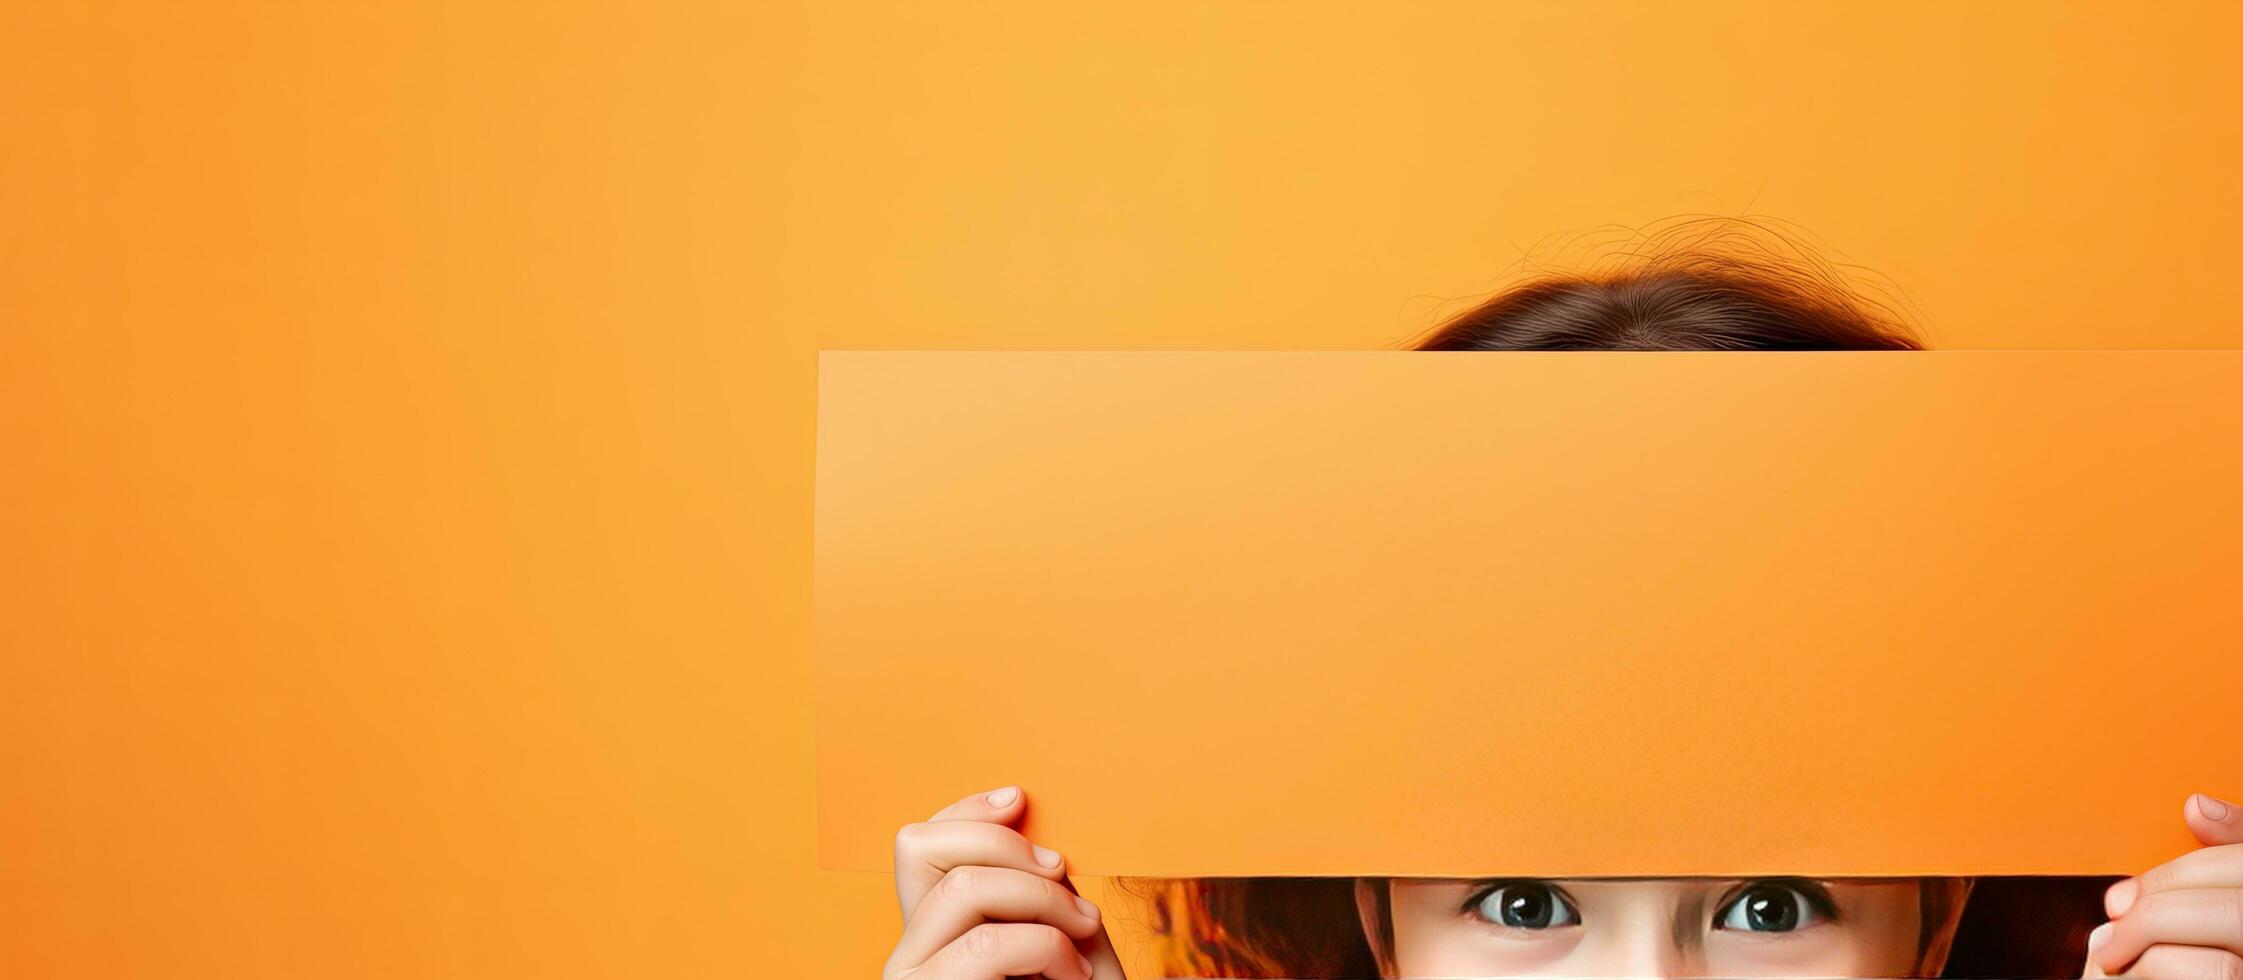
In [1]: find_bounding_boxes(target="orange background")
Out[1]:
[4,2,2241,976]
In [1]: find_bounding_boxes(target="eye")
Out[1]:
[1467,881,1581,930]
[1715,880,1835,933]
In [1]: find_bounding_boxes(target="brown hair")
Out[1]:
[1123,876,1376,977]
[1123,220,1936,977]
[1407,217,1921,352]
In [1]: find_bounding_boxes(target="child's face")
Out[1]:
[1381,877,1930,977]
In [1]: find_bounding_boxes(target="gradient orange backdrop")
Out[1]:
[5,2,2241,977]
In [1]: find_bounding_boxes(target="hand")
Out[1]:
[885,786,1128,979]
[2085,793,2243,979]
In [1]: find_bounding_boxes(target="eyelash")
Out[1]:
[1454,879,1842,929]
[1714,878,1843,929]
[1458,880,1580,926]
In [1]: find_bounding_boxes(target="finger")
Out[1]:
[889,866,1104,970]
[2096,888,2243,973]
[928,785,1028,825]
[1051,876,1130,979]
[1040,874,1130,973]
[909,923,1094,980]
[2113,845,2243,916]
[1067,883,1130,973]
[2114,944,2243,980]
[2086,922,2114,978]
[1080,926,1128,980]
[2112,797,2243,918]
[894,818,1067,920]
[2190,794,2243,848]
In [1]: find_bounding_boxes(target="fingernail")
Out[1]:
[2195,793,2232,822]
[1077,952,1095,977]
[1075,895,1100,919]
[2105,878,2138,917]
[1033,844,1063,869]
[985,786,1019,808]
[2087,921,2113,952]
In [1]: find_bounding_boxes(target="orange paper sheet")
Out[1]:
[815,351,2241,877]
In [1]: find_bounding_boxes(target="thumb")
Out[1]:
[1081,924,1128,980]
[1057,875,1130,980]
[2081,922,2113,979]
[2185,793,2242,847]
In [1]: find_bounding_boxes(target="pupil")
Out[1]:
[1746,890,1798,931]
[1502,887,1552,928]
